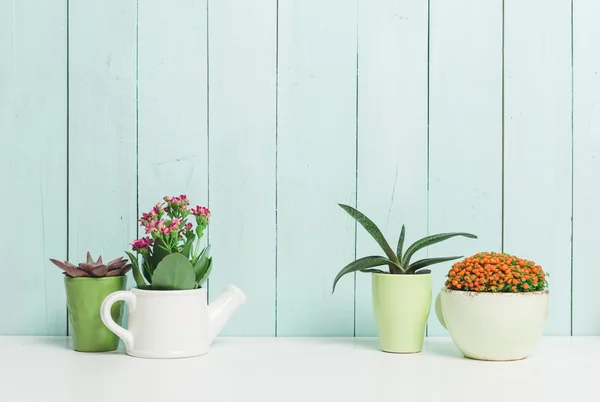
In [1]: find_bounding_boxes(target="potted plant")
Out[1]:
[332,204,477,353]
[434,252,550,361]
[124,195,214,292]
[50,252,131,352]
[100,195,246,359]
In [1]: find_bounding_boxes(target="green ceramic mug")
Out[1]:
[64,275,127,352]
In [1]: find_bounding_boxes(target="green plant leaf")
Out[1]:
[151,253,196,290]
[406,256,463,274]
[193,245,211,282]
[402,232,477,267]
[396,224,406,260]
[181,235,195,258]
[360,268,386,274]
[194,246,212,283]
[125,251,150,289]
[148,237,172,272]
[414,269,431,275]
[332,256,399,294]
[338,204,399,264]
[196,258,212,287]
[142,260,152,283]
[387,263,402,274]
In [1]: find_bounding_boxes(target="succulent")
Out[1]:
[332,204,478,293]
[50,252,132,278]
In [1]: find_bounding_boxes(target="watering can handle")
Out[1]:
[100,291,136,350]
[434,290,447,330]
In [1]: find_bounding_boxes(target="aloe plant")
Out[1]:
[331,204,477,293]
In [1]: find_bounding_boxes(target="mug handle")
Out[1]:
[100,291,136,350]
[434,290,447,330]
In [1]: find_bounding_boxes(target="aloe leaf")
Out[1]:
[402,232,477,267]
[151,253,196,290]
[332,256,399,294]
[406,256,463,274]
[360,268,386,274]
[388,263,402,274]
[125,251,150,289]
[414,269,431,275]
[196,257,213,287]
[396,225,406,260]
[86,252,93,265]
[338,204,399,264]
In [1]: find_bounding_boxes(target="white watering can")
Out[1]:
[100,285,246,358]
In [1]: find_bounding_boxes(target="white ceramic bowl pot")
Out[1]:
[434,252,550,361]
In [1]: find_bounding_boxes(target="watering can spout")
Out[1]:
[207,285,246,344]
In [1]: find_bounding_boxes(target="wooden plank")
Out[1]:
[277,0,357,336]
[572,0,598,335]
[428,0,503,336]
[504,0,572,335]
[208,0,277,336]
[68,0,137,293]
[137,0,209,273]
[354,0,428,336]
[0,0,67,334]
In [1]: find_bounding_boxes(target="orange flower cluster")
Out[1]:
[445,252,548,293]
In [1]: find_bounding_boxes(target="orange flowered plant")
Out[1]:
[444,252,549,293]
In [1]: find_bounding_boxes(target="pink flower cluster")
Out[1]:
[139,203,164,226]
[132,195,210,254]
[132,236,154,252]
[143,218,186,235]
[191,206,211,219]
[164,194,190,211]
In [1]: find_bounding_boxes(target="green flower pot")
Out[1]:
[372,272,432,353]
[64,275,127,352]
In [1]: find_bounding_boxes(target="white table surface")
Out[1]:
[0,336,597,402]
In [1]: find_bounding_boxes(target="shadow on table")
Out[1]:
[297,337,467,357]
[31,336,72,350]
[300,337,381,351]
[349,338,381,351]
[423,341,463,359]
[31,337,126,356]
[348,338,466,359]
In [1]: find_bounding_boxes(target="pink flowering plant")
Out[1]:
[125,195,213,291]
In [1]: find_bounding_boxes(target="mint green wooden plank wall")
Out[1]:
[277,0,357,336]
[68,0,138,330]
[0,0,67,335]
[428,0,503,336]
[208,0,277,336]
[1,0,598,336]
[355,0,428,336]
[573,0,600,335]
[504,0,572,335]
